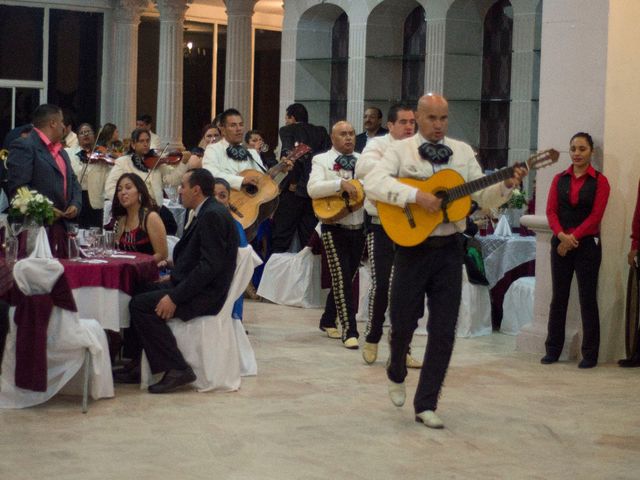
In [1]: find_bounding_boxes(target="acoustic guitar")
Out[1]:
[229,143,311,241]
[377,149,559,247]
[312,179,365,223]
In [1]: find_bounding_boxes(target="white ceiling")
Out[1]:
[192,0,284,15]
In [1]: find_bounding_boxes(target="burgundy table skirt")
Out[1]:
[59,253,159,296]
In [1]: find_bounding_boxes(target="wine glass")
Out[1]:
[67,223,80,260]
[9,221,24,238]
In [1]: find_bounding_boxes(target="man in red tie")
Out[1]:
[6,104,82,255]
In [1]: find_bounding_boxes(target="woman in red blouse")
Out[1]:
[543,132,610,368]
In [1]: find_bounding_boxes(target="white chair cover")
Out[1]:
[415,268,492,338]
[167,235,180,261]
[257,246,328,308]
[356,263,390,325]
[501,276,535,335]
[141,246,262,392]
[0,251,114,409]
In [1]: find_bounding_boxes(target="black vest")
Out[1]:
[556,172,598,230]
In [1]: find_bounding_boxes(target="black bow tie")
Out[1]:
[77,150,89,164]
[334,154,356,171]
[418,142,453,165]
[227,144,250,162]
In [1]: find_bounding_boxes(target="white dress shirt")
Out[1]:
[365,134,512,236]
[307,148,364,227]
[202,138,266,191]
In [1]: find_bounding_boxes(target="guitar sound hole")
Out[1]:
[244,184,258,195]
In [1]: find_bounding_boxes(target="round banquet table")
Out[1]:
[60,253,159,330]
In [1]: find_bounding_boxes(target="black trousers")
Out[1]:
[78,191,104,229]
[128,282,190,374]
[319,224,365,340]
[387,235,464,413]
[272,190,317,253]
[546,235,601,362]
[364,221,395,344]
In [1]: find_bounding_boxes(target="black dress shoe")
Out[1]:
[113,365,141,384]
[540,354,559,364]
[148,367,196,394]
[618,356,640,368]
[578,358,597,369]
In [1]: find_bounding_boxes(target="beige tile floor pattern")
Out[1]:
[1,301,639,480]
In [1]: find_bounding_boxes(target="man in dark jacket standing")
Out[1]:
[6,104,82,256]
[273,103,331,252]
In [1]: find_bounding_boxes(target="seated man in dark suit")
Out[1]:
[6,104,81,255]
[355,107,388,153]
[116,168,240,393]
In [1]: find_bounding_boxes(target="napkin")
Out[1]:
[494,215,512,237]
[110,254,136,259]
[29,226,53,259]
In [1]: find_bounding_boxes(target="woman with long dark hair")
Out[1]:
[112,172,168,264]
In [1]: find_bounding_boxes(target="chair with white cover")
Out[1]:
[167,235,180,261]
[141,246,262,392]
[0,228,113,411]
[257,246,327,308]
[501,276,535,335]
[416,268,492,338]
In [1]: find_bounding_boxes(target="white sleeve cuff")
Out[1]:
[335,179,342,192]
[407,188,418,204]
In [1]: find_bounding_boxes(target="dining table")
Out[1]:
[60,252,159,330]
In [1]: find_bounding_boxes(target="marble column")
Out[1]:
[422,0,451,94]
[155,0,190,150]
[278,9,297,129]
[508,0,539,166]
[224,0,256,122]
[516,1,610,360]
[111,0,147,136]
[346,21,366,129]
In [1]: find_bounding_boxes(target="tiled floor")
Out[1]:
[1,301,639,479]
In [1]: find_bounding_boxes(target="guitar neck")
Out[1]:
[446,164,521,202]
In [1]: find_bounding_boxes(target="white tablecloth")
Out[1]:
[72,287,131,330]
[476,235,536,288]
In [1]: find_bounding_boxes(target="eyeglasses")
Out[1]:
[78,130,94,136]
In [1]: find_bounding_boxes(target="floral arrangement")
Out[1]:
[502,188,527,210]
[9,187,55,225]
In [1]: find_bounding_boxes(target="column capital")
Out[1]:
[113,0,148,23]
[224,0,257,17]
[113,0,149,23]
[155,0,190,21]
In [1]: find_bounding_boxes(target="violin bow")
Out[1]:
[79,124,104,185]
[144,142,171,183]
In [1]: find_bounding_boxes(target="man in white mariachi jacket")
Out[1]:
[307,121,364,349]
[355,103,421,369]
[202,108,266,191]
[365,94,527,429]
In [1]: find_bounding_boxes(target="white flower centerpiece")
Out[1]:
[500,188,528,228]
[9,187,55,255]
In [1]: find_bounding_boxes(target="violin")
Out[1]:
[142,149,186,169]
[86,146,117,165]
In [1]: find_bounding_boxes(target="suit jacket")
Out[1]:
[278,122,331,197]
[7,130,82,213]
[355,127,388,153]
[169,197,239,320]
